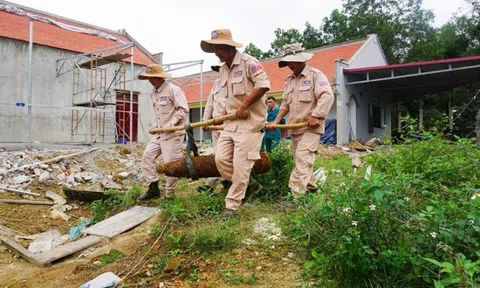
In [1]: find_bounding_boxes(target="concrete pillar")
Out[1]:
[448,94,453,131]
[419,99,424,130]
[334,60,350,145]
[397,102,402,133]
[476,109,480,144]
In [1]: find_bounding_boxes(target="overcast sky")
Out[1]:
[8,0,471,76]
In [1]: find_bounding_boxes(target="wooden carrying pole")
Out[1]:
[205,122,308,131]
[150,113,238,134]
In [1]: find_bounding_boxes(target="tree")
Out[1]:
[244,43,264,59]
[243,43,274,60]
[302,22,325,49]
[270,28,303,56]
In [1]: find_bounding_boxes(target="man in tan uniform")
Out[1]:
[201,29,271,216]
[137,64,189,201]
[197,63,228,193]
[267,43,334,198]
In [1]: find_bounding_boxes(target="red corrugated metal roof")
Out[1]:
[180,40,366,104]
[0,8,154,66]
[343,55,480,73]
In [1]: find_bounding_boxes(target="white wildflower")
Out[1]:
[342,207,351,213]
[369,204,376,211]
[404,197,411,202]
[352,221,358,227]
[430,232,437,239]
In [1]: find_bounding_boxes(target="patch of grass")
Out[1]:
[90,185,143,223]
[152,254,169,275]
[100,250,124,267]
[169,219,243,253]
[157,191,224,223]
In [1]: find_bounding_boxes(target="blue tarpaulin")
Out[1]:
[284,119,337,145]
[320,119,337,145]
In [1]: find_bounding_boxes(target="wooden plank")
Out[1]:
[0,199,54,205]
[0,186,40,197]
[0,236,40,266]
[35,236,102,266]
[83,206,160,238]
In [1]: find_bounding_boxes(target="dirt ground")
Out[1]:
[0,144,307,288]
[0,215,305,288]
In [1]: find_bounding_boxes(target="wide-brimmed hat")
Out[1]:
[201,29,243,53]
[278,43,313,68]
[138,64,172,80]
[211,62,224,72]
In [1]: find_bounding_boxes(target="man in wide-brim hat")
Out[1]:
[137,63,189,201]
[196,62,231,194]
[267,43,334,198]
[200,29,271,217]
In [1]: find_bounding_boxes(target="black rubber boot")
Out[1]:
[222,180,232,190]
[138,181,160,201]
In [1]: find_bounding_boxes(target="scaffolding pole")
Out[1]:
[27,20,33,149]
[130,45,134,148]
[200,61,203,144]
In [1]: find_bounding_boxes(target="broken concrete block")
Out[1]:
[52,204,67,213]
[79,272,120,288]
[82,206,160,238]
[39,171,50,182]
[118,172,129,179]
[365,166,372,180]
[81,172,93,182]
[56,173,66,181]
[28,230,62,253]
[12,175,30,184]
[66,175,76,185]
[34,168,42,177]
[314,168,328,185]
[46,191,67,205]
[50,209,70,221]
[74,174,83,183]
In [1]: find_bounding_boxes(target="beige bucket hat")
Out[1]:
[201,29,243,53]
[138,64,172,80]
[278,43,313,68]
[211,62,224,72]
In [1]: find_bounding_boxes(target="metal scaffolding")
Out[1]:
[56,42,137,147]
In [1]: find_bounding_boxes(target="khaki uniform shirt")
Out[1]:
[203,79,226,120]
[218,51,270,132]
[151,81,189,140]
[280,65,334,135]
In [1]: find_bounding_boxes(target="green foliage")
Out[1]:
[100,250,124,267]
[256,141,294,201]
[167,219,242,253]
[90,185,143,223]
[286,137,480,287]
[157,191,224,223]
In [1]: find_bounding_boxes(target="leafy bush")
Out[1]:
[90,185,143,223]
[256,141,295,200]
[288,137,480,287]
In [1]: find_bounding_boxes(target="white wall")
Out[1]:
[348,35,388,68]
[0,38,154,144]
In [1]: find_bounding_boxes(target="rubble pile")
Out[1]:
[0,145,145,194]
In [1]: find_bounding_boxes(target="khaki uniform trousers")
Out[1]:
[141,134,184,195]
[289,131,321,197]
[215,131,263,210]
